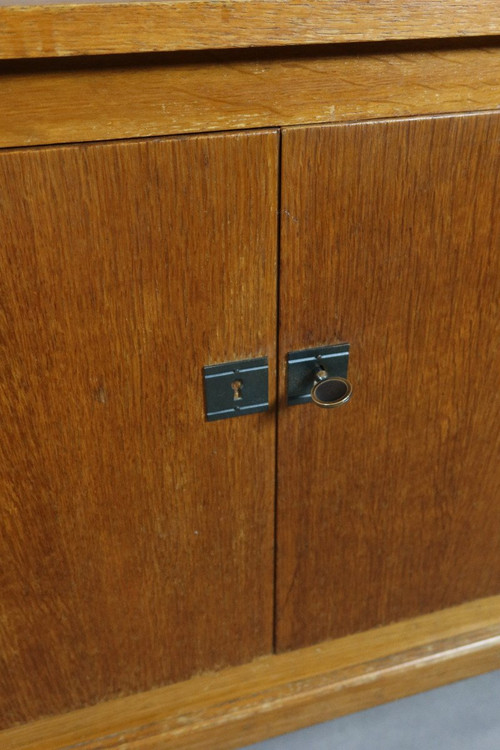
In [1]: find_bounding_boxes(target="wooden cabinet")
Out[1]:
[2,107,499,737]
[0,8,499,747]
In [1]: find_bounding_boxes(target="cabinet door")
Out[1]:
[277,113,500,651]
[0,130,278,726]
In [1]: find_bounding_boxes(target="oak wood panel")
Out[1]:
[276,112,500,651]
[2,596,499,750]
[2,41,500,149]
[0,130,278,727]
[1,0,499,60]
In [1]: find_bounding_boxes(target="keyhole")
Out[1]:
[231,379,243,401]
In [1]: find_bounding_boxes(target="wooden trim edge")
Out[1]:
[2,42,500,149]
[2,596,500,749]
[0,0,500,60]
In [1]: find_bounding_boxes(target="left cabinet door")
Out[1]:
[0,130,279,727]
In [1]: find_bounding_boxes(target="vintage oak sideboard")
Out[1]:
[1,2,499,748]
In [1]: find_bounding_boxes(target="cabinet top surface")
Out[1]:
[1,0,499,61]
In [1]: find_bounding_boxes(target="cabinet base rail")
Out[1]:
[2,596,500,750]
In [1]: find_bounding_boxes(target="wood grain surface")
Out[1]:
[0,130,278,727]
[276,112,500,651]
[1,596,499,750]
[1,0,499,60]
[2,42,500,149]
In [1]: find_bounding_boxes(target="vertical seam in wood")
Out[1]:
[272,127,283,653]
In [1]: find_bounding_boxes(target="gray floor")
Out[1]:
[244,670,500,750]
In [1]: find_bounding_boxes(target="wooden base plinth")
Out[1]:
[2,596,499,750]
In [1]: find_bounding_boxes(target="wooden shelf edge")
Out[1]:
[2,596,500,750]
[0,0,500,61]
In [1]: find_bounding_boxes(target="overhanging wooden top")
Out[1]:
[1,0,500,60]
